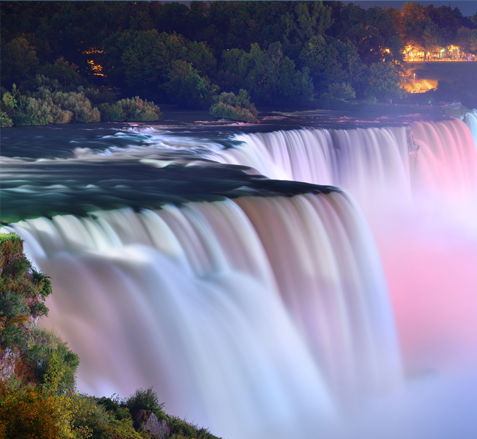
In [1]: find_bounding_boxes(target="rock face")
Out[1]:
[0,348,18,380]
[135,410,171,439]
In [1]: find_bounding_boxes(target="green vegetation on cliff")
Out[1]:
[0,233,219,439]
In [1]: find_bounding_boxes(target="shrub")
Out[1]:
[0,234,78,392]
[0,111,13,127]
[26,330,79,393]
[3,88,73,126]
[126,388,164,419]
[210,89,258,123]
[82,86,119,105]
[0,386,76,439]
[72,395,142,439]
[99,97,161,122]
[52,91,100,123]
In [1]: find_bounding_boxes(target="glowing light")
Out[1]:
[403,42,476,63]
[82,47,104,55]
[86,59,106,77]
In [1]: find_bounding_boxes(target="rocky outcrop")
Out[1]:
[135,410,171,439]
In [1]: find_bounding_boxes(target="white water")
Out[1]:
[464,109,477,146]
[213,118,477,206]
[12,192,401,438]
[7,114,477,438]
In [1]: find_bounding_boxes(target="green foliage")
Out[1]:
[26,330,79,393]
[163,60,218,109]
[104,30,215,98]
[300,36,366,96]
[1,86,75,126]
[126,388,165,420]
[82,87,119,106]
[72,395,142,439]
[2,2,476,106]
[2,36,39,86]
[219,42,313,106]
[0,233,78,392]
[99,97,161,122]
[0,111,13,128]
[39,58,85,90]
[323,82,356,102]
[52,91,100,123]
[210,89,258,123]
[1,92,16,111]
[364,62,403,101]
[0,384,77,439]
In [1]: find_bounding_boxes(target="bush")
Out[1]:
[2,87,74,126]
[99,97,161,122]
[210,89,258,123]
[0,111,13,127]
[26,330,79,393]
[126,388,164,420]
[82,86,119,105]
[52,91,100,123]
[72,395,142,439]
[0,385,76,439]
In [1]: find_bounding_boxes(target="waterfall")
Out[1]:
[212,118,477,375]
[5,115,477,438]
[11,192,401,439]
[214,118,477,206]
[464,109,477,146]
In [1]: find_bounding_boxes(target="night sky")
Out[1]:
[349,1,477,16]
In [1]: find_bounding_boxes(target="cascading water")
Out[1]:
[10,192,401,438]
[212,118,477,205]
[3,112,477,438]
[210,116,477,377]
[464,109,477,146]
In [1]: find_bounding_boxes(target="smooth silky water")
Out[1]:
[2,112,477,438]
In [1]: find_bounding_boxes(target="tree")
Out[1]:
[103,30,216,99]
[2,36,39,86]
[163,60,218,109]
[364,62,403,101]
[218,42,313,106]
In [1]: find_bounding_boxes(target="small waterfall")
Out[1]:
[11,192,401,439]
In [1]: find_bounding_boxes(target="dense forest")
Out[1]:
[1,1,476,126]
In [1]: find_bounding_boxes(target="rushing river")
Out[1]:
[2,109,477,438]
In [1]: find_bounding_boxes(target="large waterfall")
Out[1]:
[11,191,401,438]
[211,118,477,368]
[4,113,477,438]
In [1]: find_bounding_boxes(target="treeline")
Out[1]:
[0,233,219,439]
[392,2,477,51]
[1,1,476,126]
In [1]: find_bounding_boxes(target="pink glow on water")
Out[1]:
[374,209,477,374]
